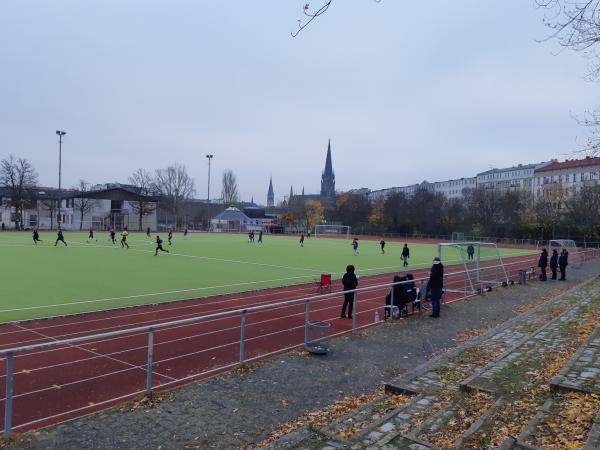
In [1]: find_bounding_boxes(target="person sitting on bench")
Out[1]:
[385,275,405,319]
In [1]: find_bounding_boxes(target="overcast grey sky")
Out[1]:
[0,1,594,204]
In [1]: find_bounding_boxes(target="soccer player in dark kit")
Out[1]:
[32,228,41,244]
[154,235,170,256]
[109,227,116,244]
[55,228,67,247]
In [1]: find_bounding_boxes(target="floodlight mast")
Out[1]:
[55,131,66,228]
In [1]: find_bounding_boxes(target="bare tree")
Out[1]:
[221,170,240,205]
[154,164,195,229]
[292,0,381,37]
[536,0,600,155]
[73,180,99,230]
[128,168,157,231]
[40,198,57,230]
[0,155,38,229]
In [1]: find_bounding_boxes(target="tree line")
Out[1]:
[0,154,241,231]
[282,186,600,242]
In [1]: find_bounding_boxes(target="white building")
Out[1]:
[476,161,554,192]
[0,186,158,231]
[433,177,476,199]
[533,156,600,200]
[367,181,433,202]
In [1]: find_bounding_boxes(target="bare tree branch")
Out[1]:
[292,0,381,37]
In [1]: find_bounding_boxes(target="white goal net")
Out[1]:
[313,224,351,239]
[549,239,582,269]
[438,242,509,295]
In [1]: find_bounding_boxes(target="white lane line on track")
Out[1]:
[0,293,386,394]
[10,322,176,382]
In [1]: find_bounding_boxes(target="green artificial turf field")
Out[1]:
[0,231,535,322]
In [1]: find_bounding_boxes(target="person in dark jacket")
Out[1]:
[405,273,417,304]
[401,244,410,267]
[385,274,404,318]
[538,248,548,281]
[558,249,569,281]
[428,257,444,318]
[341,265,358,319]
[549,249,559,280]
[380,239,386,254]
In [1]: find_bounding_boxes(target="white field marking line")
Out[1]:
[0,264,402,341]
[0,279,328,339]
[0,254,536,348]
[0,250,531,316]
[0,274,319,314]
[0,281,359,352]
[0,290,383,383]
[0,253,538,354]
[0,239,536,318]
[0,273,394,347]
[66,239,328,273]
[10,322,176,382]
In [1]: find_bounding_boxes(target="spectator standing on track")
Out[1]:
[428,257,444,318]
[401,244,410,267]
[467,244,475,261]
[341,264,358,319]
[538,248,548,281]
[32,228,41,244]
[109,227,116,244]
[299,233,305,247]
[380,239,386,254]
[559,249,569,281]
[54,228,67,247]
[550,249,559,280]
[121,228,129,249]
[154,235,170,256]
[352,238,359,256]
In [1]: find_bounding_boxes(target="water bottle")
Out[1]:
[374,311,380,323]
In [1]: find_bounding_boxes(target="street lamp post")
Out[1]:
[56,131,66,228]
[206,154,213,203]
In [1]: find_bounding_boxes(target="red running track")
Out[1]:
[0,252,595,433]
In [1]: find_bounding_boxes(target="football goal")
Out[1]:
[313,224,351,239]
[549,239,582,269]
[451,232,465,242]
[438,242,509,295]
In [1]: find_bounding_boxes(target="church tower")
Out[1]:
[320,139,336,198]
[267,177,274,207]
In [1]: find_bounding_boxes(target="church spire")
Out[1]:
[320,139,336,198]
[267,177,274,207]
[289,185,294,200]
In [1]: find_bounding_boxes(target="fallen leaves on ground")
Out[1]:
[421,391,494,449]
[528,392,600,450]
[118,391,175,412]
[238,389,411,449]
[456,325,497,343]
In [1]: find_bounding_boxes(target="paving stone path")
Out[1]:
[2,262,600,450]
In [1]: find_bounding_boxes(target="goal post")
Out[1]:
[548,239,582,269]
[438,242,509,295]
[313,224,351,239]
